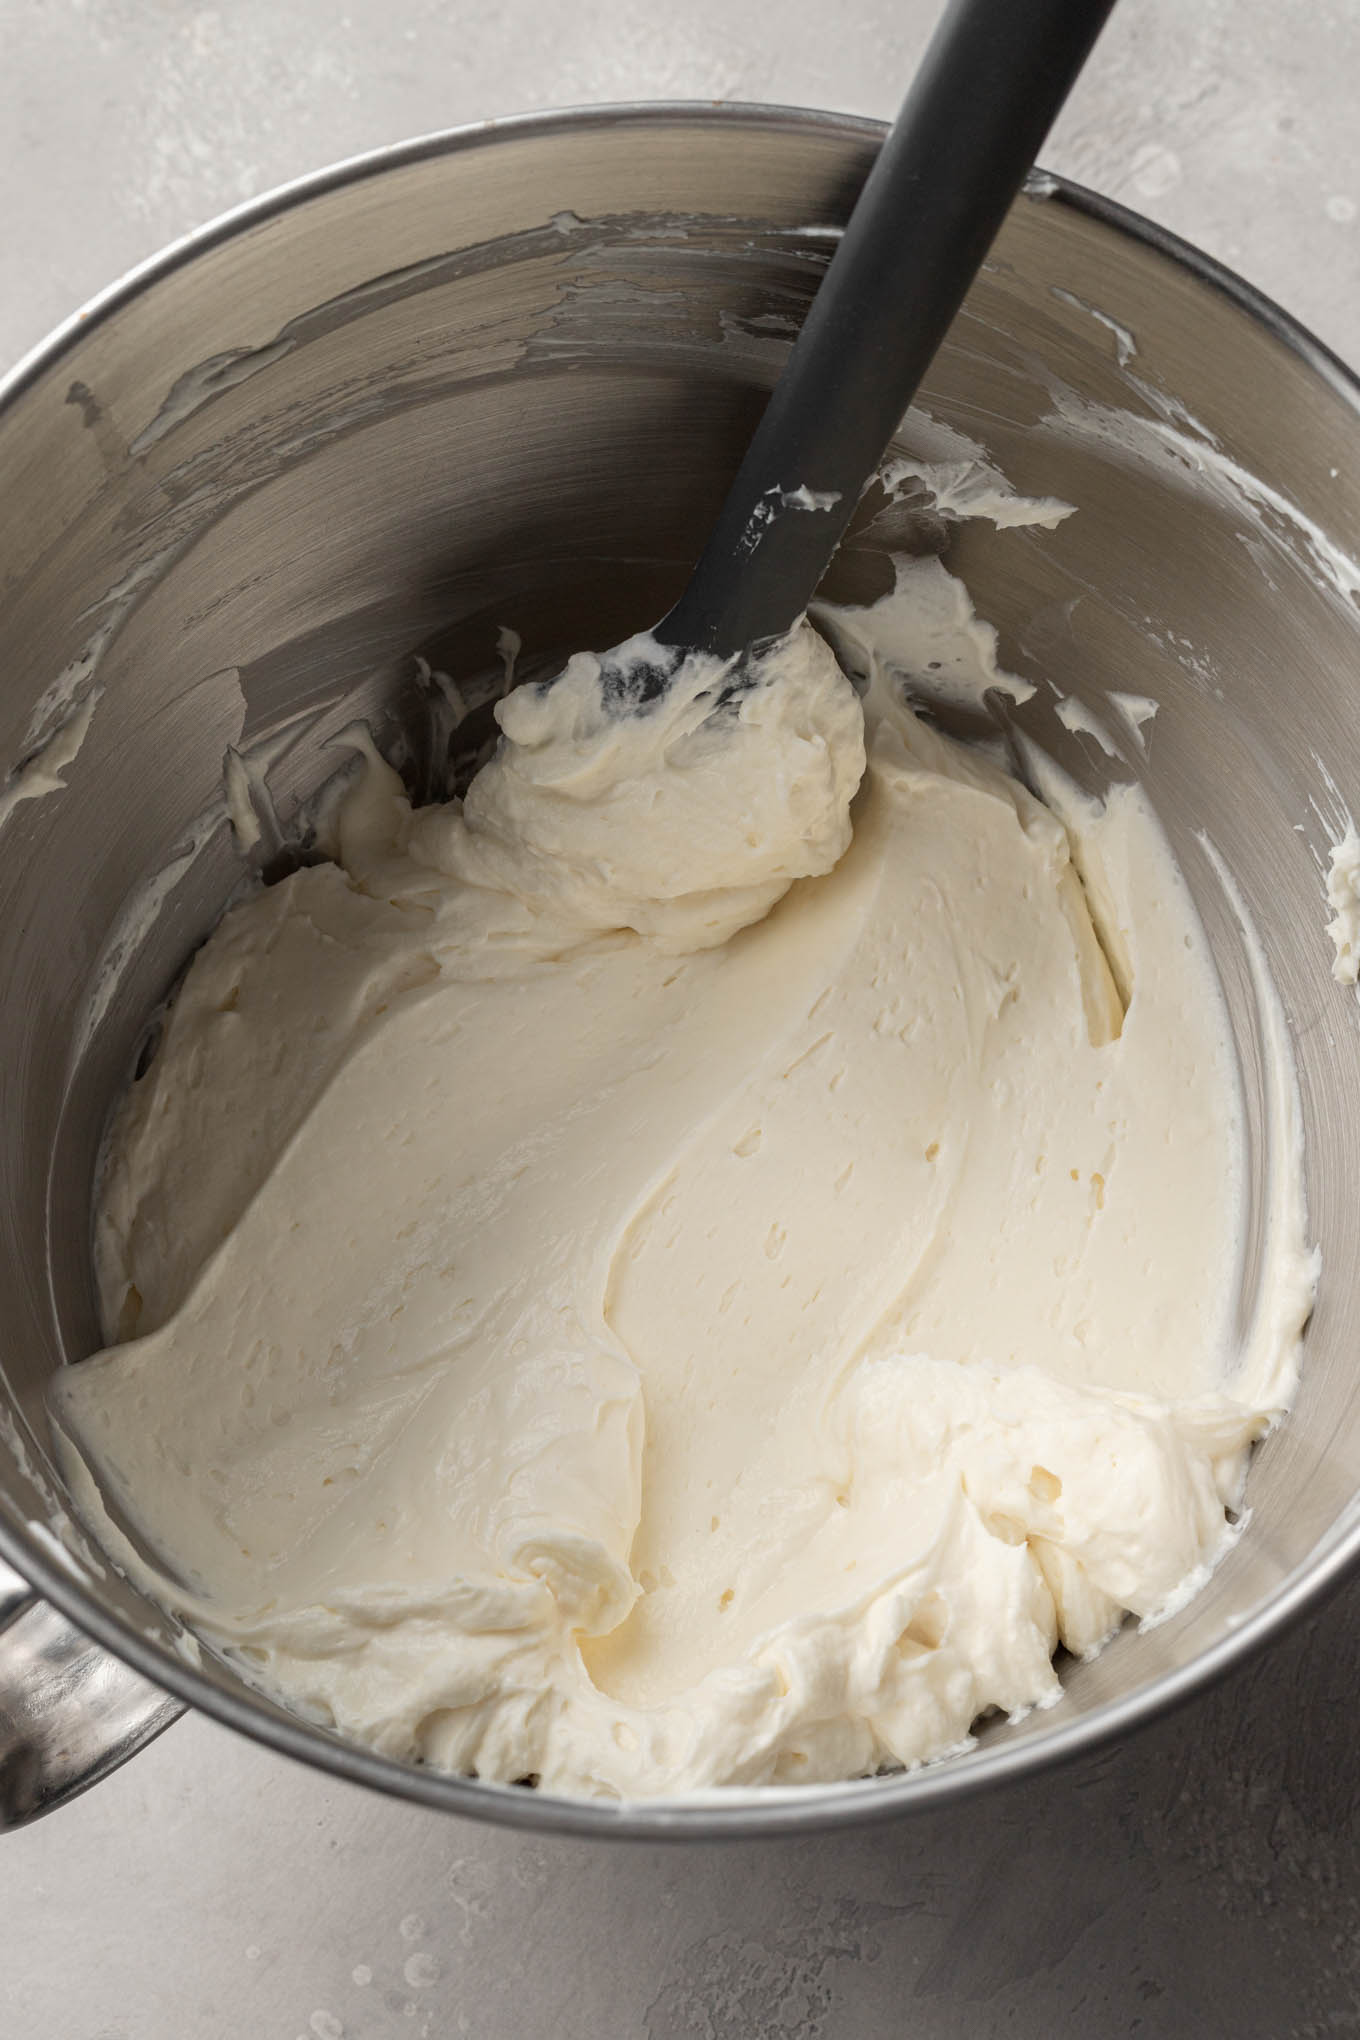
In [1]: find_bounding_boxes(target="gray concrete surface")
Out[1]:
[3,1,1360,2034]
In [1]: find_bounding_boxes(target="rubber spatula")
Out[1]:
[606,0,1118,704]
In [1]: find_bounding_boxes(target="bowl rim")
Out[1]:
[2,96,1358,1841]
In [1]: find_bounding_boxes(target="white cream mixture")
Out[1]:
[1328,822,1360,986]
[53,560,1316,1799]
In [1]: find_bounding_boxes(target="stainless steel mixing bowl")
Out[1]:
[1,104,1358,1838]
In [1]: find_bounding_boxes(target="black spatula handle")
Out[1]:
[654,0,1117,659]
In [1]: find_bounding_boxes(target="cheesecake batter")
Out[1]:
[53,562,1316,1798]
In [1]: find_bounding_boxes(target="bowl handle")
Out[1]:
[0,1554,183,1828]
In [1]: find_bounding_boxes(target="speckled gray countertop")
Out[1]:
[3,3,1360,2034]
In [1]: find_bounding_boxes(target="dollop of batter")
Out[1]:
[53,565,1315,1798]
